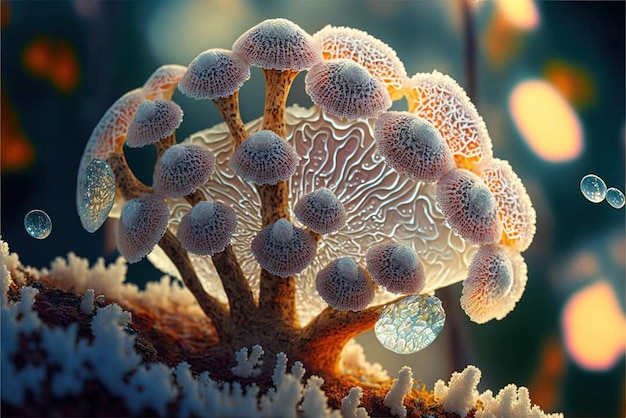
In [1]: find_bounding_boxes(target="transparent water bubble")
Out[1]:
[580,174,607,203]
[78,158,116,233]
[374,294,446,354]
[24,209,52,239]
[606,187,625,209]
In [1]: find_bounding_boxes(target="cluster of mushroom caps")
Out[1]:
[77,18,536,324]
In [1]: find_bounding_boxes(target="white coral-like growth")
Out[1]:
[341,387,369,418]
[434,365,482,417]
[231,345,264,378]
[477,385,564,418]
[383,365,413,418]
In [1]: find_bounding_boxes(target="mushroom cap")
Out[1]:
[312,25,407,100]
[477,158,536,252]
[250,219,317,277]
[305,59,391,120]
[178,48,250,100]
[315,257,375,311]
[406,71,493,170]
[126,100,183,148]
[76,88,145,231]
[460,244,527,323]
[374,111,455,182]
[232,18,322,70]
[153,144,215,198]
[117,194,169,263]
[230,130,299,185]
[143,64,187,100]
[436,168,502,245]
[365,241,425,295]
[177,201,237,256]
[294,188,346,234]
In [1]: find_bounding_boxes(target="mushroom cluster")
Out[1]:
[74,17,537,414]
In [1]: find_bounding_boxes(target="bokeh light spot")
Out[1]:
[495,0,540,31]
[1,90,35,172]
[509,79,583,162]
[544,60,595,108]
[562,280,626,371]
[23,37,80,92]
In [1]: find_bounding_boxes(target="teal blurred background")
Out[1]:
[1,1,624,416]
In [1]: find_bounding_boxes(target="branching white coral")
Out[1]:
[477,385,564,418]
[435,365,564,418]
[434,364,481,416]
[341,387,369,418]
[231,344,265,378]
[384,365,414,418]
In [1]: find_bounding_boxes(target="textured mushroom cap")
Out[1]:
[436,168,502,245]
[374,111,455,182]
[305,59,391,120]
[143,64,187,100]
[230,130,299,185]
[76,88,145,231]
[294,188,346,234]
[126,100,183,148]
[406,71,493,170]
[460,244,527,323]
[312,25,407,100]
[153,144,215,198]
[178,49,250,100]
[117,194,169,263]
[365,241,425,294]
[315,257,375,311]
[250,219,317,277]
[177,201,237,256]
[232,18,322,70]
[477,158,536,252]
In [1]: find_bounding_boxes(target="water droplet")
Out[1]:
[606,187,625,209]
[24,209,52,239]
[580,174,607,203]
[78,158,116,233]
[374,294,445,354]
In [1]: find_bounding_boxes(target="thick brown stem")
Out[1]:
[154,133,177,158]
[213,91,248,148]
[159,230,231,340]
[261,68,299,138]
[211,245,256,328]
[295,298,404,378]
[106,153,152,199]
[258,269,298,329]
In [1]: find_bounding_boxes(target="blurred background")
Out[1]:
[1,1,624,416]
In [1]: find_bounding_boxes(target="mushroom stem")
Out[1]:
[106,152,152,199]
[212,245,257,328]
[256,180,298,326]
[258,269,298,329]
[255,69,301,327]
[159,229,232,340]
[261,68,299,137]
[153,132,177,158]
[294,298,404,378]
[213,91,249,148]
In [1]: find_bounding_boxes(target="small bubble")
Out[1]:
[374,294,445,354]
[78,158,116,233]
[606,187,625,209]
[24,209,52,239]
[580,174,607,203]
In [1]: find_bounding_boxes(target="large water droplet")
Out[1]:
[78,158,116,233]
[606,187,625,209]
[24,209,52,239]
[374,294,445,354]
[580,174,607,203]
